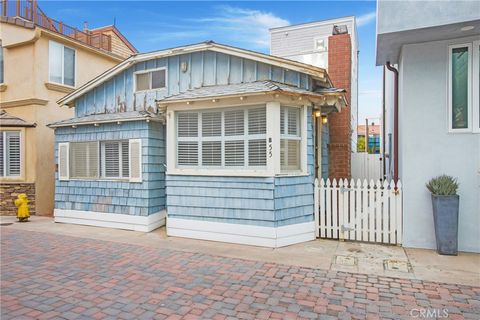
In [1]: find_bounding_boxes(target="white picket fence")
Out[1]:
[314,178,403,245]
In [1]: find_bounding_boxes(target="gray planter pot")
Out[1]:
[431,194,459,255]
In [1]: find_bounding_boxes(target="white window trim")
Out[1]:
[473,40,480,133]
[133,67,167,93]
[0,130,23,180]
[447,43,472,133]
[100,140,129,180]
[48,40,76,88]
[166,101,308,177]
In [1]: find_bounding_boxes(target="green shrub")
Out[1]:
[426,175,459,195]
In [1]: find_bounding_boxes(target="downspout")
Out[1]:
[385,62,398,183]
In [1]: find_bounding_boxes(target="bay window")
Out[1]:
[448,41,480,132]
[280,106,301,171]
[176,106,267,168]
[0,131,21,177]
[49,41,75,87]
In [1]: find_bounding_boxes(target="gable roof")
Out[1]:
[0,110,36,127]
[57,41,330,107]
[89,25,138,54]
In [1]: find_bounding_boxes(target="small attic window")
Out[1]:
[314,37,327,52]
[135,68,166,92]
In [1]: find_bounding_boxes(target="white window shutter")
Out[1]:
[58,142,69,180]
[129,139,142,183]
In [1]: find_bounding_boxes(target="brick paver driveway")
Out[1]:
[1,228,479,320]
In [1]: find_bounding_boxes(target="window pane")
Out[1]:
[248,139,266,166]
[248,107,266,135]
[452,47,469,129]
[49,41,63,84]
[280,107,285,134]
[178,142,198,165]
[104,142,120,178]
[225,140,244,166]
[136,73,150,91]
[202,141,221,166]
[281,139,300,170]
[178,113,198,137]
[70,142,98,178]
[122,141,129,178]
[6,132,20,176]
[63,47,75,86]
[287,108,300,135]
[151,70,166,89]
[224,110,244,136]
[202,112,221,137]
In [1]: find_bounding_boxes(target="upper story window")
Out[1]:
[135,69,166,92]
[314,37,328,52]
[49,41,75,87]
[176,106,267,169]
[0,131,21,177]
[448,41,480,133]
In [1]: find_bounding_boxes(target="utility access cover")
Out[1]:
[383,259,411,272]
[334,255,357,266]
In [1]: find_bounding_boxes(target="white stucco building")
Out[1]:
[377,0,480,252]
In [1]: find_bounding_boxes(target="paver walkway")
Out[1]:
[1,228,480,319]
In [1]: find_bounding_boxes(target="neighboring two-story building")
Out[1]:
[377,0,480,252]
[270,17,359,180]
[0,0,136,215]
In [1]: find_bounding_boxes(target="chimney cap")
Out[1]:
[332,24,348,35]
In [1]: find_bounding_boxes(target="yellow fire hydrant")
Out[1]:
[14,193,30,222]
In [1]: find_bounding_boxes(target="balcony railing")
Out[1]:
[1,0,112,52]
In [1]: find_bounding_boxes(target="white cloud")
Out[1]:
[189,5,290,49]
[357,11,376,27]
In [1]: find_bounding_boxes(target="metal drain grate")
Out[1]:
[383,259,412,272]
[334,255,357,266]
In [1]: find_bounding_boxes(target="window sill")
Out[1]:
[45,82,75,93]
[0,83,7,92]
[0,177,26,183]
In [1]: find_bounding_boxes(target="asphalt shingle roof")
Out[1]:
[48,111,161,128]
[158,81,345,103]
[0,110,36,127]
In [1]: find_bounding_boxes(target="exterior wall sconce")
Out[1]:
[321,115,328,124]
[314,111,321,117]
[181,61,188,73]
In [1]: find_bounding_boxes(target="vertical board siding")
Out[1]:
[321,122,329,179]
[274,107,315,226]
[54,121,166,216]
[75,51,311,117]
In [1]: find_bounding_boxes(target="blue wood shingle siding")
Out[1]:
[166,108,315,227]
[54,121,166,216]
[75,51,311,117]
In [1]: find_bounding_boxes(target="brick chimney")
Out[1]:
[327,28,352,180]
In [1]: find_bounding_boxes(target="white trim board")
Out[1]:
[167,218,315,248]
[54,209,166,232]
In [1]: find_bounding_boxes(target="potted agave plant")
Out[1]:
[426,175,459,255]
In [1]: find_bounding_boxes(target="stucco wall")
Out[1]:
[399,36,480,252]
[377,0,480,34]
[0,22,121,215]
[55,121,166,216]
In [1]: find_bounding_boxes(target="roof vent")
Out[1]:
[332,25,348,35]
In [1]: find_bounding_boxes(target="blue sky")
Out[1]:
[41,0,382,122]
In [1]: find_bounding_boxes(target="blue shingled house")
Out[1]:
[49,41,346,247]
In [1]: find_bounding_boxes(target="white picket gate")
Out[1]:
[314,178,403,245]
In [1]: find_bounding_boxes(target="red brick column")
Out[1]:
[327,33,352,180]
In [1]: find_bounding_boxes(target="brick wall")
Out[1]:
[0,183,36,216]
[327,33,352,179]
